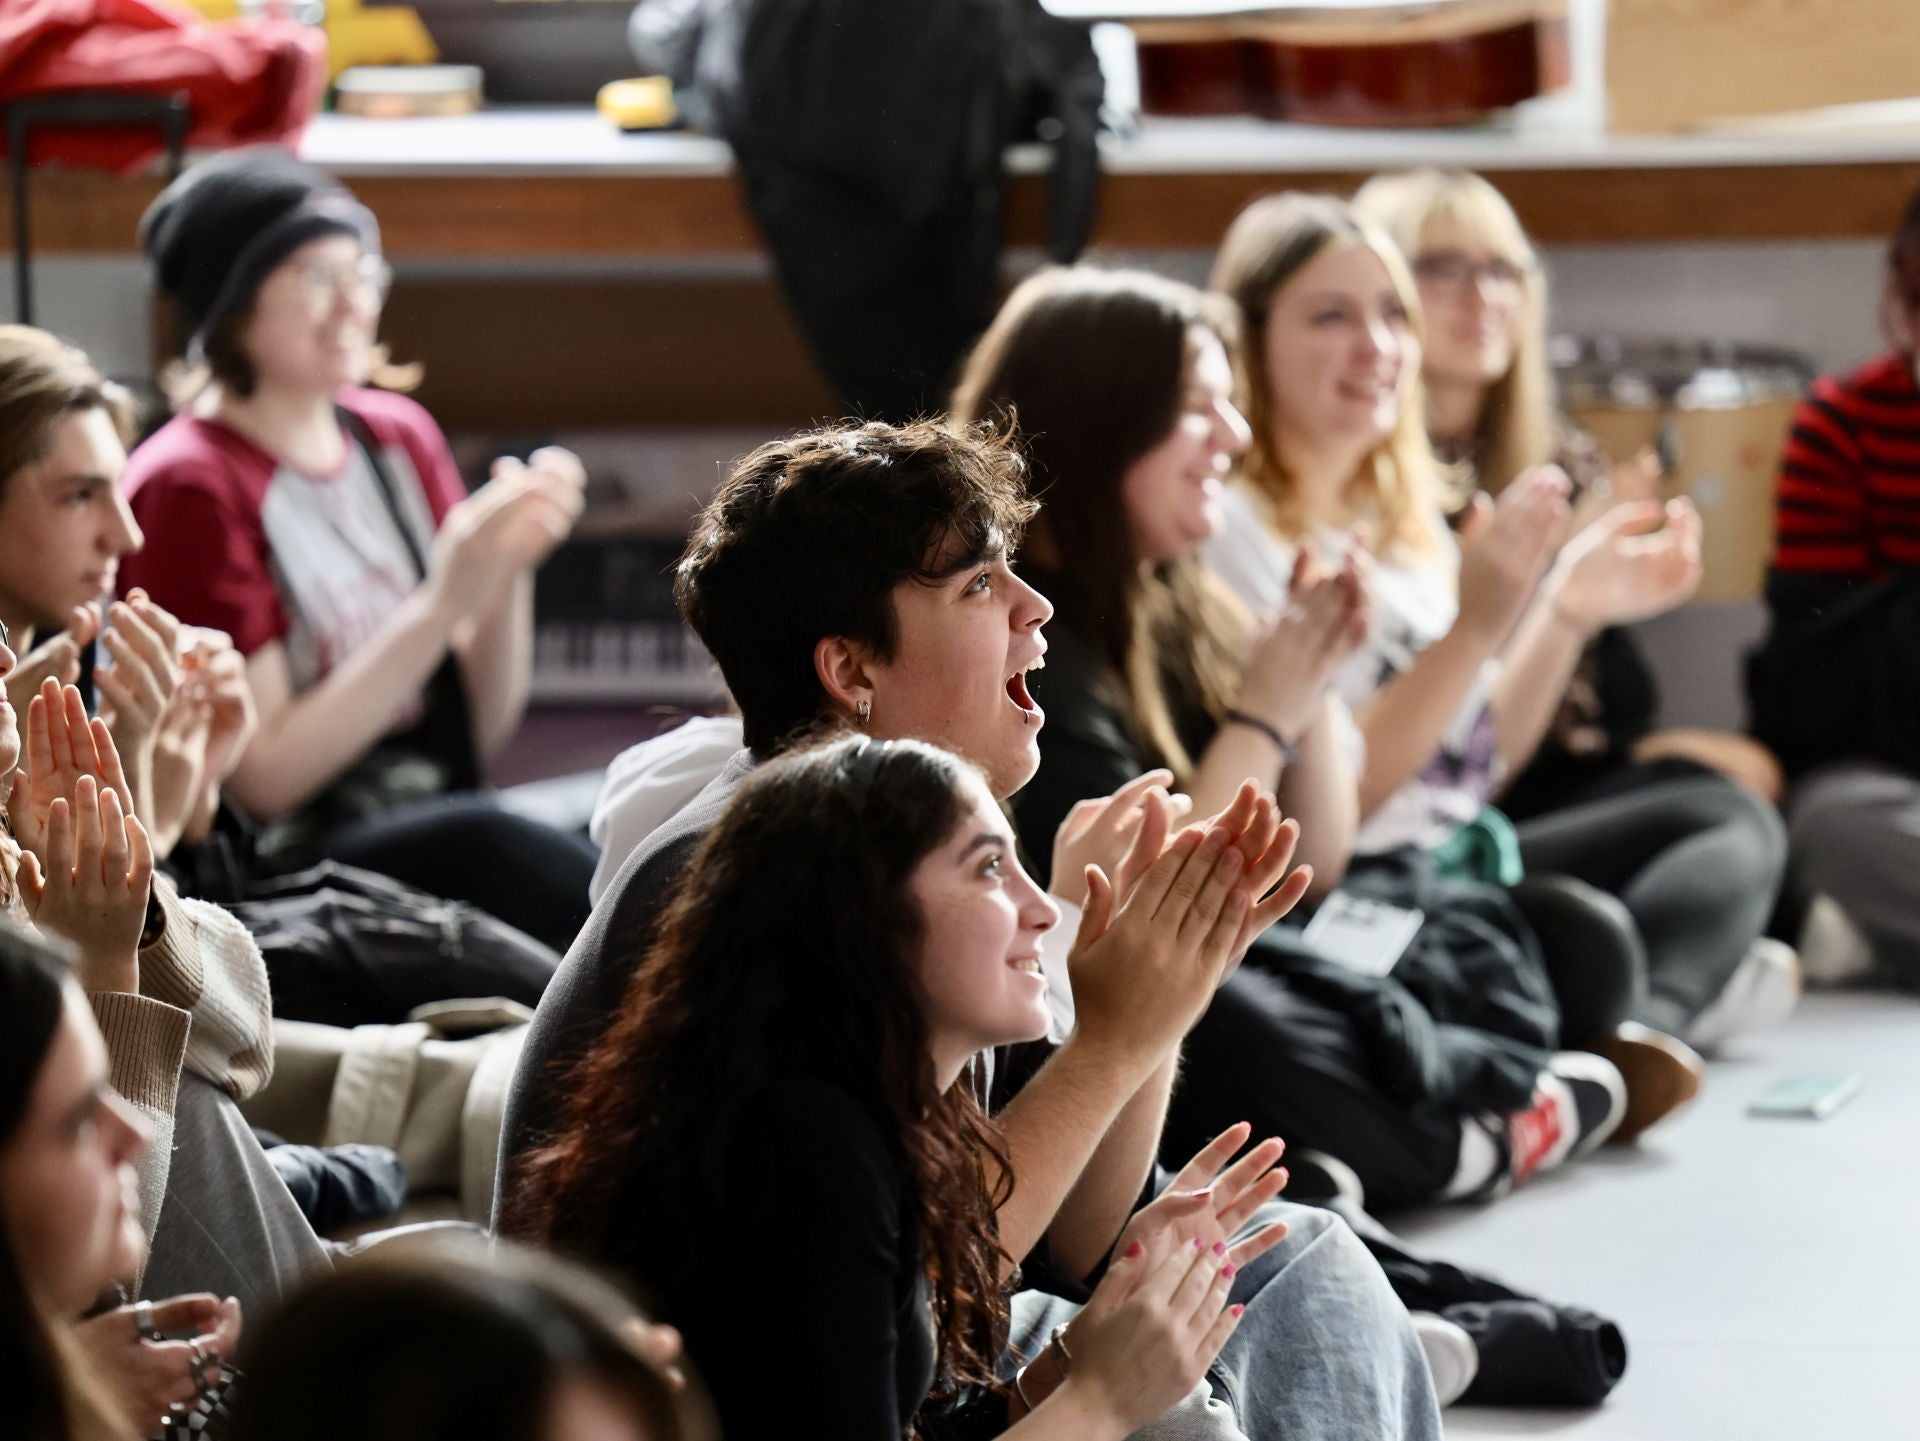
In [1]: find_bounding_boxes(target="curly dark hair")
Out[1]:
[512,735,1015,1397]
[676,419,1038,756]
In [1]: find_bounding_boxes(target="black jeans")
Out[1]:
[320,792,598,954]
[1513,767,1787,1034]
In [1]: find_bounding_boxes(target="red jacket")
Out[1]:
[0,0,326,172]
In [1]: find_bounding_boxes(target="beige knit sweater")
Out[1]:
[4,856,277,1247]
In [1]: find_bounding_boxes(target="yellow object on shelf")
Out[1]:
[596,77,678,133]
[175,0,438,83]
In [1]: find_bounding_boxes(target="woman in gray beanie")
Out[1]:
[121,147,598,952]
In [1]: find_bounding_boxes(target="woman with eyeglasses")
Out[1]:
[118,148,596,952]
[1354,171,1796,1058]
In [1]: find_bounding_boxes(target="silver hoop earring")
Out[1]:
[855,699,872,726]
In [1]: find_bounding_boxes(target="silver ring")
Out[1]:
[187,1335,212,1393]
[133,1299,157,1342]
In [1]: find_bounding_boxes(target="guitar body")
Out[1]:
[1132,1,1570,127]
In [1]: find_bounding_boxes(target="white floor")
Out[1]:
[1388,990,1920,1440]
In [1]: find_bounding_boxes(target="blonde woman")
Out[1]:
[1205,192,1716,1143]
[1353,168,1784,806]
[1354,171,1796,1052]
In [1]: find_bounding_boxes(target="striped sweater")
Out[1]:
[1771,350,1920,577]
[1750,350,1920,776]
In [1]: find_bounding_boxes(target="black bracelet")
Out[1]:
[1222,709,1302,765]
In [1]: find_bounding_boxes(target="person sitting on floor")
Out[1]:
[498,418,1443,1439]
[517,733,1289,1438]
[1749,174,1920,991]
[120,147,594,953]
[952,262,1628,1209]
[1204,191,1707,1144]
[1353,169,1796,1053]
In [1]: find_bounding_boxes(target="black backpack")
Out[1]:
[636,0,1104,419]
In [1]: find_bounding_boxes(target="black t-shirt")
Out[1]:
[607,1074,938,1440]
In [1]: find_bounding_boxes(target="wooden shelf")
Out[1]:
[10,108,1920,257]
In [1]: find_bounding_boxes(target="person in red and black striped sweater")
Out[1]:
[1749,178,1920,987]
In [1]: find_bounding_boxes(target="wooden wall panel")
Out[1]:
[1609,0,1920,133]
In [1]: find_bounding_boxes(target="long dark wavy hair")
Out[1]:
[513,735,1016,1395]
[952,266,1250,779]
[1,923,125,1441]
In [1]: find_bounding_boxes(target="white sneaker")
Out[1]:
[1412,1311,1480,1408]
[1797,894,1876,988]
[1687,937,1803,1053]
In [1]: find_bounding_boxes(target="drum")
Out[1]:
[1555,338,1814,604]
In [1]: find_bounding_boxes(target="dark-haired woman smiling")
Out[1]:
[515,735,1275,1439]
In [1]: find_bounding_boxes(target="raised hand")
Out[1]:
[145,678,214,859]
[7,679,136,862]
[3,602,97,719]
[14,773,153,993]
[1049,770,1191,910]
[1066,821,1251,1061]
[1456,467,1571,644]
[74,1294,242,1439]
[1235,550,1371,743]
[428,449,586,625]
[1109,1121,1292,1275]
[1549,496,1703,631]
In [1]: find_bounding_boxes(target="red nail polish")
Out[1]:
[1230,1304,1245,1318]
[1222,1263,1237,1279]
[1124,1241,1144,1259]
[1193,1237,1205,1250]
[1212,1241,1226,1255]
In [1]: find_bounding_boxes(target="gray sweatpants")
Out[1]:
[1788,760,1920,987]
[142,1073,331,1311]
[1006,1203,1441,1440]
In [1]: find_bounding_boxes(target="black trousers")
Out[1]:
[1167,961,1467,1214]
[319,792,599,955]
[1513,767,1787,1034]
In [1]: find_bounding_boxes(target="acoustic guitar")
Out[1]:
[1047,1,1570,128]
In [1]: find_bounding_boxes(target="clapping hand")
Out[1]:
[1549,496,1703,631]
[74,1294,242,1439]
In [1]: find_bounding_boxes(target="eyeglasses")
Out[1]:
[287,254,394,308]
[0,617,10,652]
[1411,251,1531,292]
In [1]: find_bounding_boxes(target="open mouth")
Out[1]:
[1005,652,1045,719]
[1007,955,1044,976]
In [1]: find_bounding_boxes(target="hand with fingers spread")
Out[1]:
[13,773,153,992]
[1065,818,1253,1062]
[1456,467,1571,644]
[1188,782,1315,979]
[7,679,137,863]
[1547,496,1703,632]
[1049,770,1192,910]
[1110,1122,1292,1275]
[174,633,258,844]
[1037,1228,1248,1434]
[3,602,98,718]
[73,1293,242,1437]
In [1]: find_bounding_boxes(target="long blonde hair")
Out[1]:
[1210,191,1452,557]
[1353,169,1555,494]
